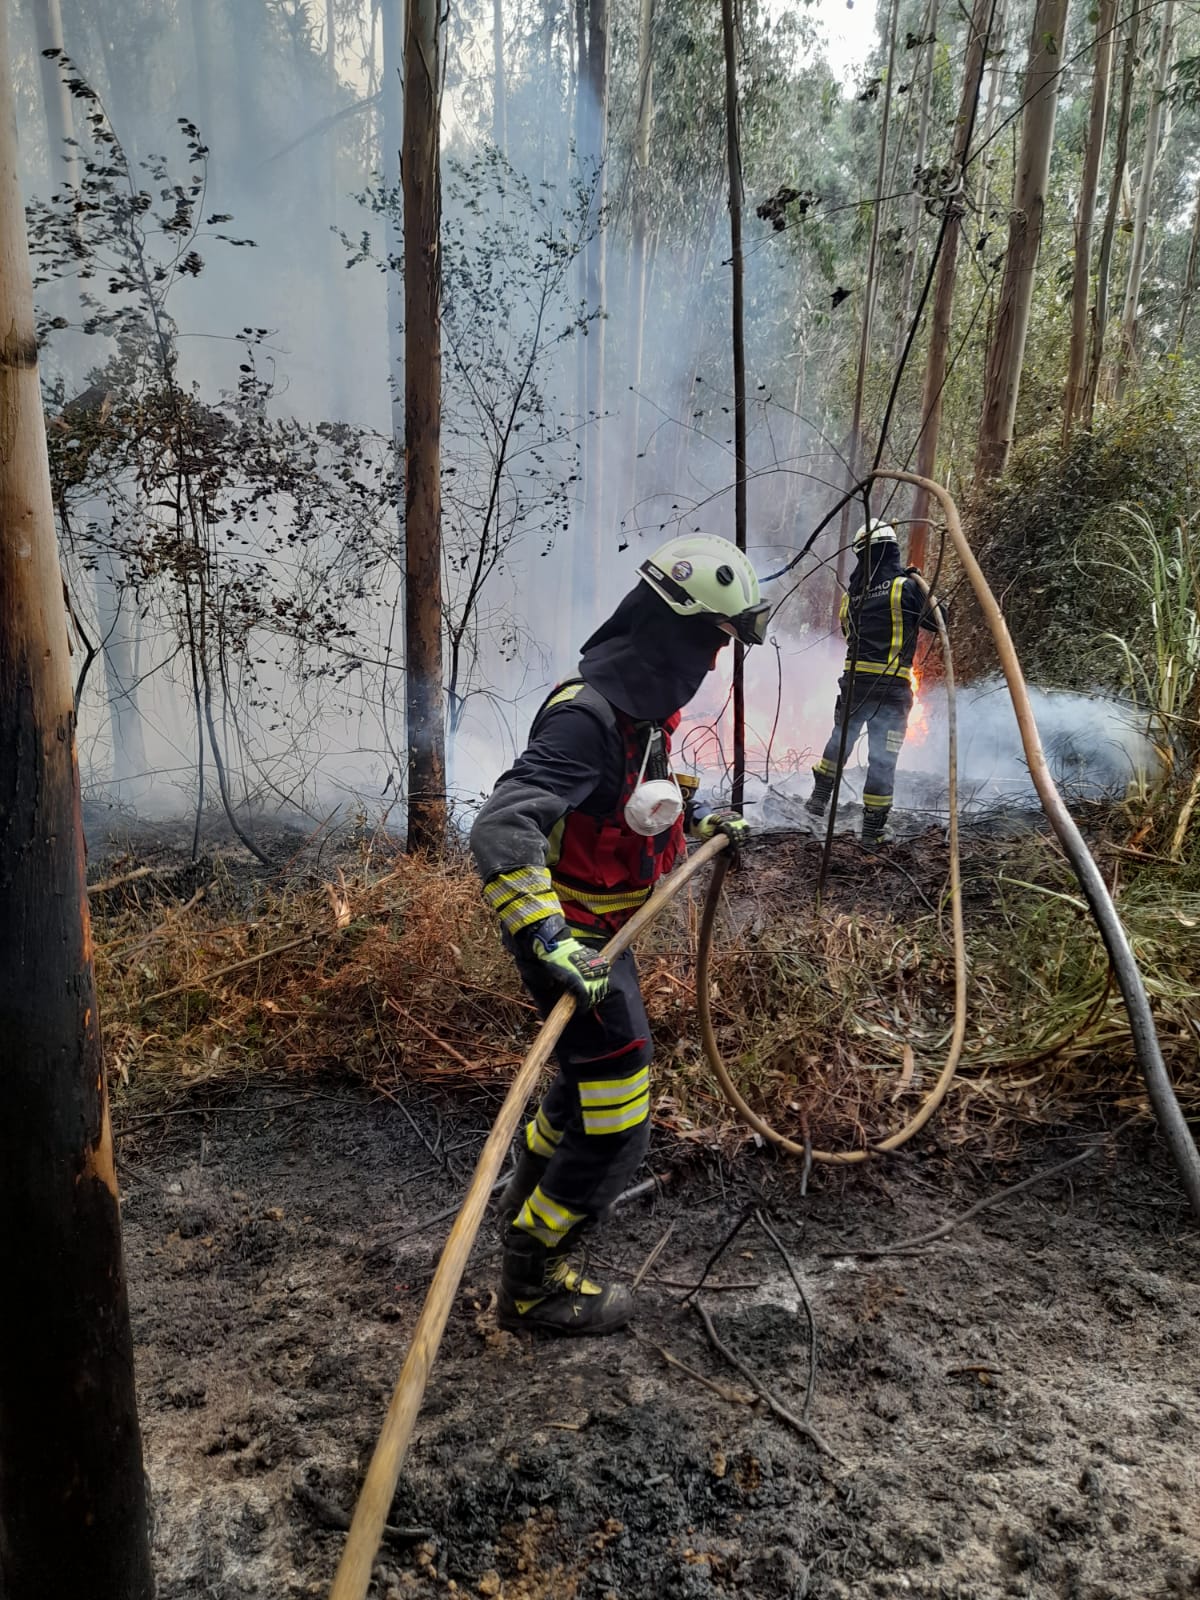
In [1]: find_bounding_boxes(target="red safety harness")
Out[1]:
[535,681,687,938]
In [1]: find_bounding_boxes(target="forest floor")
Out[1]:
[92,811,1200,1599]
[116,1085,1200,1600]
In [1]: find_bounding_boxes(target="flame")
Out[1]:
[908,664,930,746]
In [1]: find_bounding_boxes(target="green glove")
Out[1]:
[694,810,751,851]
[528,920,611,1008]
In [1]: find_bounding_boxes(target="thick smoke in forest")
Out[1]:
[13,0,1182,836]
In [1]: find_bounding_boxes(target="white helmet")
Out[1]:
[638,534,770,646]
[852,521,899,554]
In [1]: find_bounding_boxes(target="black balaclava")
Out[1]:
[578,581,728,722]
[847,538,904,597]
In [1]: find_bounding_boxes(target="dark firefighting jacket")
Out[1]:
[468,680,690,940]
[838,548,944,702]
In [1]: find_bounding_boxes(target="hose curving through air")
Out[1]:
[697,567,967,1164]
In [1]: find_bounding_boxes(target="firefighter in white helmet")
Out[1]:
[470,535,768,1334]
[807,522,947,844]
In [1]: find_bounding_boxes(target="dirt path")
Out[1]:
[116,1087,1198,1600]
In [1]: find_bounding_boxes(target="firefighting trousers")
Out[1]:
[507,944,653,1250]
[814,690,911,813]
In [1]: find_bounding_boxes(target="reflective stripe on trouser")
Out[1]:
[815,691,910,810]
[508,943,654,1237]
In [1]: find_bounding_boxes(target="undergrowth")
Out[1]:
[94,828,1200,1156]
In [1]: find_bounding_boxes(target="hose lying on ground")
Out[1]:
[879,471,1200,1219]
[327,833,731,1600]
[697,567,967,1164]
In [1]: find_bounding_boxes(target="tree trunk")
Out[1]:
[974,0,1007,232]
[94,542,149,792]
[720,0,747,809]
[492,0,507,156]
[835,0,900,605]
[381,0,405,577]
[1116,0,1176,399]
[1085,1,1139,425]
[1175,170,1200,354]
[30,0,79,191]
[1062,0,1115,442]
[908,0,993,567]
[585,0,611,592]
[189,0,215,158]
[628,0,654,472]
[0,7,152,1592]
[402,0,446,853]
[895,0,939,360]
[975,0,1070,481]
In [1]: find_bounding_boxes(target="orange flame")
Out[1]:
[908,665,930,746]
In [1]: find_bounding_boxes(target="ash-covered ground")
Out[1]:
[118,1087,1200,1600]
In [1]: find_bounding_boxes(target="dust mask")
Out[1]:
[624,728,684,838]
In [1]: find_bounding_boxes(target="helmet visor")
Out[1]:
[718,601,771,647]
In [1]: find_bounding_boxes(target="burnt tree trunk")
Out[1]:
[0,7,152,1592]
[402,0,446,852]
[975,0,1070,481]
[1062,0,1115,442]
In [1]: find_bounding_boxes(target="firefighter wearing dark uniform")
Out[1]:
[470,535,769,1336]
[806,522,947,843]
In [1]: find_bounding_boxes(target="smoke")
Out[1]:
[12,3,1155,843]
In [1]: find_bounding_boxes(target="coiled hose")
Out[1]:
[697,567,966,1163]
[699,469,1200,1215]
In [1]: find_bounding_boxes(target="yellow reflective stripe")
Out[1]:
[838,592,849,636]
[485,865,554,907]
[516,1185,584,1246]
[525,1108,563,1158]
[889,575,906,669]
[578,1067,650,1107]
[495,896,562,937]
[552,881,651,912]
[546,816,566,868]
[545,683,584,710]
[841,658,914,683]
[814,759,837,777]
[582,1094,650,1135]
[526,1122,557,1158]
[862,793,893,808]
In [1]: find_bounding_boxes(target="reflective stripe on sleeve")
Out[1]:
[484,866,562,937]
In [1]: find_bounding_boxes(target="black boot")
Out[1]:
[496,1146,550,1232]
[861,806,893,846]
[806,772,833,818]
[498,1228,633,1336]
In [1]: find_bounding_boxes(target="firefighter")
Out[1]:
[469,535,769,1335]
[806,521,946,844]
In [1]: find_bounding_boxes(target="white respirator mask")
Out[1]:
[623,728,684,838]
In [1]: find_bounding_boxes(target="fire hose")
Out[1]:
[328,834,732,1600]
[330,472,1199,1598]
